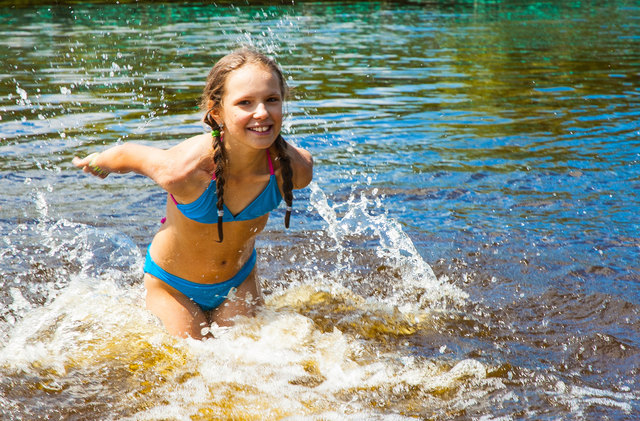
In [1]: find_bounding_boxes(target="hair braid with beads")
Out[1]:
[201,48,294,242]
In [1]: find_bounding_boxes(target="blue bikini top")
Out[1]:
[169,150,282,223]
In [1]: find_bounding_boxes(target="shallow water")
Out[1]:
[1,1,639,419]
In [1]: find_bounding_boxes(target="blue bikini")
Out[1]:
[144,246,257,311]
[144,150,282,312]
[171,151,282,223]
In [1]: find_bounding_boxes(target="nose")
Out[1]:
[253,102,268,119]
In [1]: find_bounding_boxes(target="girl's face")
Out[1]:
[216,63,283,151]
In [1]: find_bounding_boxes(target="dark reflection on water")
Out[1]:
[1,0,639,419]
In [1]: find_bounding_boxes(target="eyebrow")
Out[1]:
[232,91,282,101]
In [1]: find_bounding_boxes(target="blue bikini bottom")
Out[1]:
[143,245,257,312]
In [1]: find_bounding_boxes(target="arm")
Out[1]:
[72,143,178,190]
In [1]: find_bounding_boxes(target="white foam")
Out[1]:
[0,251,494,420]
[125,307,496,420]
[546,381,638,416]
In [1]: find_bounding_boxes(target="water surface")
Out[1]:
[1,1,639,419]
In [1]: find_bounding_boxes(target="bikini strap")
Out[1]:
[266,149,275,175]
[162,193,179,224]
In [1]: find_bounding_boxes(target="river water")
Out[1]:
[1,1,639,419]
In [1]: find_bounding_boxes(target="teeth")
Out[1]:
[250,126,269,132]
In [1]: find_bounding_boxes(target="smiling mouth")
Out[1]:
[248,125,272,133]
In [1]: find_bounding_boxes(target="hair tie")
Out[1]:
[88,153,110,176]
[212,129,220,138]
[217,209,224,217]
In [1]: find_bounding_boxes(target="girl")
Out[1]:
[73,48,313,339]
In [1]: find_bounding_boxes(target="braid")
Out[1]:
[207,112,226,242]
[273,134,294,228]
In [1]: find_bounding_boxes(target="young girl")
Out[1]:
[73,48,313,339]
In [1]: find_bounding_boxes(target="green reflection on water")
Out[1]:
[1,1,638,170]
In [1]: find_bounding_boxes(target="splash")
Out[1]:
[0,189,142,342]
[0,182,495,420]
[307,181,468,312]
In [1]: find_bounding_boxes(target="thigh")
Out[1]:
[210,270,263,326]
[144,273,211,339]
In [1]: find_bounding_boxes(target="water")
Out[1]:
[1,0,639,419]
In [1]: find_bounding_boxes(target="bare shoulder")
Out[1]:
[161,133,214,191]
[286,143,313,189]
[168,133,211,164]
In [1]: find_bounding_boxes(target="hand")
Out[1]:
[72,153,111,179]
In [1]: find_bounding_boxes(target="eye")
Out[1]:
[267,96,281,103]
[237,99,251,106]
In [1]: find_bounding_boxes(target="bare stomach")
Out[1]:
[148,214,268,284]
